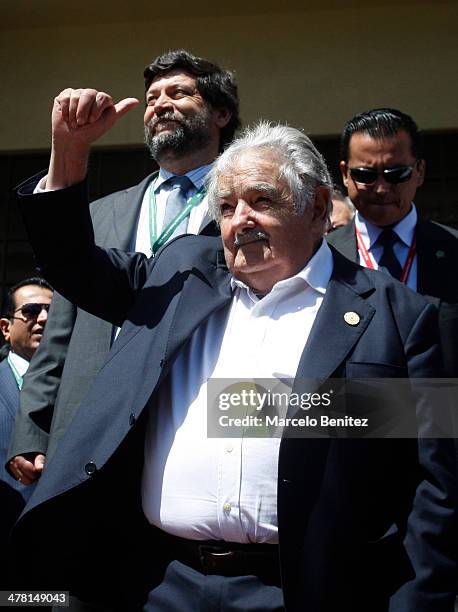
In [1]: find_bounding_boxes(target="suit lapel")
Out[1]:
[326,219,358,262]
[108,173,156,249]
[279,252,376,536]
[1,361,20,420]
[88,174,156,353]
[288,250,376,417]
[196,197,215,235]
[415,218,448,304]
[163,249,232,364]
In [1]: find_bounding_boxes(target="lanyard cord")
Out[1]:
[149,183,206,255]
[355,227,416,284]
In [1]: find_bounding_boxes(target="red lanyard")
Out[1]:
[355,227,416,285]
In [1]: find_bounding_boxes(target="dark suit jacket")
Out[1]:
[326,218,458,377]
[0,359,34,502]
[327,217,458,499]
[9,179,457,611]
[7,172,217,465]
[0,358,34,584]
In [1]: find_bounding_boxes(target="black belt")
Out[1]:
[160,532,281,586]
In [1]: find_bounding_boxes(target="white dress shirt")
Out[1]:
[8,352,30,383]
[355,204,418,290]
[142,240,334,543]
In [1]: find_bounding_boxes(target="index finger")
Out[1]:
[81,90,113,125]
[55,87,76,124]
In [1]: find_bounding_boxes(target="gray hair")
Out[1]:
[206,121,333,221]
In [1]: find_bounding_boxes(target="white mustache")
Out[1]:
[234,230,270,247]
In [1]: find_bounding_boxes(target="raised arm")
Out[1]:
[16,88,151,324]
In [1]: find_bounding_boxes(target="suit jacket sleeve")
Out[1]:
[391,301,458,610]
[17,178,152,326]
[8,175,151,468]
[6,292,76,465]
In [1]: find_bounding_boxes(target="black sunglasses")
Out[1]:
[349,162,419,185]
[12,303,50,319]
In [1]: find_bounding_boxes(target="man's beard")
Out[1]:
[144,108,213,163]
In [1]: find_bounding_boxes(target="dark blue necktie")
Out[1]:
[377,229,402,280]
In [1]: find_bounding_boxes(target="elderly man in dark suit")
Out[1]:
[7,49,240,485]
[10,116,457,611]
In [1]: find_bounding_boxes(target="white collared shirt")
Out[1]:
[355,204,418,290]
[8,352,29,380]
[7,351,30,390]
[142,240,334,543]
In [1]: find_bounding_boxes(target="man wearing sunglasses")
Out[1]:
[0,277,52,576]
[328,108,458,381]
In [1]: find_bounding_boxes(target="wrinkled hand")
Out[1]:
[9,453,46,485]
[48,88,139,189]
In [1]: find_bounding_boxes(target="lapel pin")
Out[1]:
[344,311,360,326]
[435,250,445,259]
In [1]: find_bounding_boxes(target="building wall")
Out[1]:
[1,0,457,312]
[1,1,457,151]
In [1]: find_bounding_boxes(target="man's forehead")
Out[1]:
[14,285,52,306]
[217,166,284,198]
[348,129,415,160]
[147,69,198,91]
[218,150,283,187]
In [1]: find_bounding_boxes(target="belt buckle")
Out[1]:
[198,545,236,574]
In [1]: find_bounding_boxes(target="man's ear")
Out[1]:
[0,317,11,343]
[339,160,349,189]
[416,159,426,187]
[212,107,232,129]
[312,186,330,223]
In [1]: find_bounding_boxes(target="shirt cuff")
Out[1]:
[33,174,54,193]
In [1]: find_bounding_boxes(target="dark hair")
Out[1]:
[144,49,240,151]
[2,277,53,318]
[340,108,423,162]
